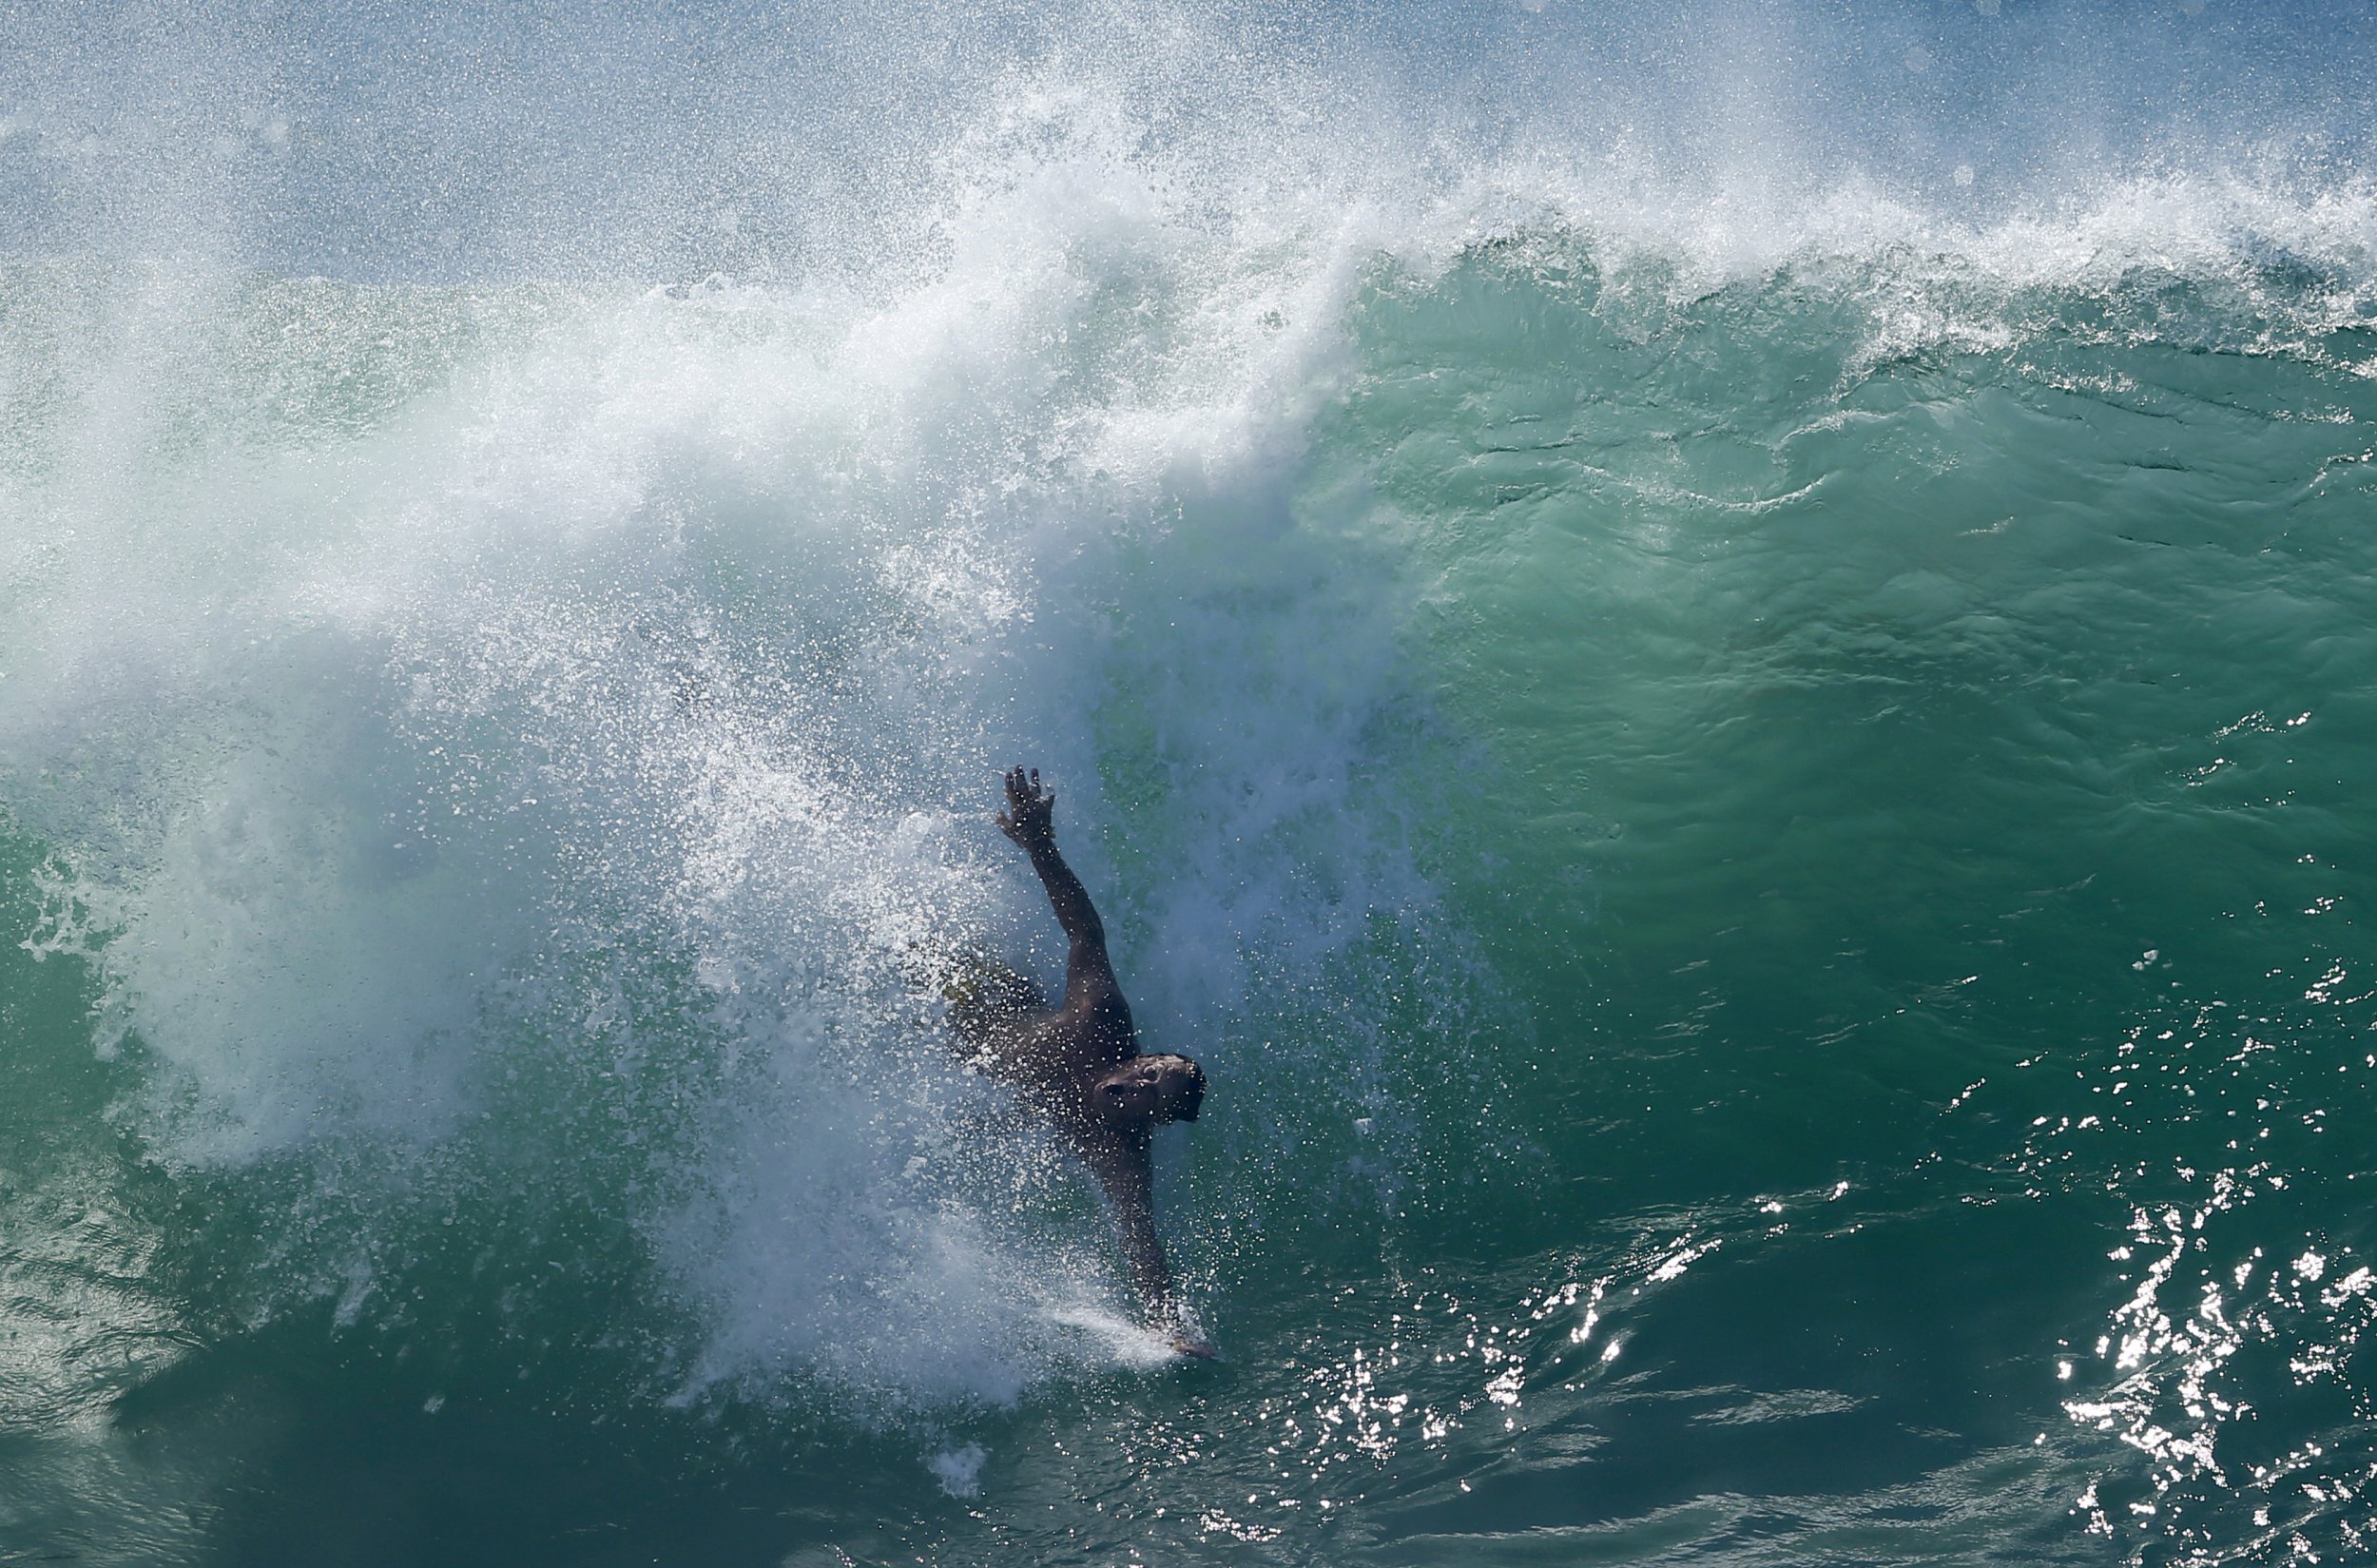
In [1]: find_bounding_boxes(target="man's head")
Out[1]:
[1093,1054,1207,1129]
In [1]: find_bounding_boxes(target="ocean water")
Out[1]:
[5,3,2377,1563]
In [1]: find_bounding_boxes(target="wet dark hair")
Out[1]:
[1148,1054,1206,1122]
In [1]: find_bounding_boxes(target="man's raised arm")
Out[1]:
[995,767,1118,997]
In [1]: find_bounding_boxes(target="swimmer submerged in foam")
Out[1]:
[943,767,1215,1359]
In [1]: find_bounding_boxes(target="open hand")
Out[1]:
[995,766,1056,848]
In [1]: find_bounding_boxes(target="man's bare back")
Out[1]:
[948,767,1212,1357]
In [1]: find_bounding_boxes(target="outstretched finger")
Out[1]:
[1029,766,1043,801]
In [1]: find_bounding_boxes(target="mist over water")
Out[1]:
[6,3,2377,1564]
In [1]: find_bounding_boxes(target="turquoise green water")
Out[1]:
[7,5,2377,1564]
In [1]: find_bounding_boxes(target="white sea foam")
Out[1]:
[928,1442,989,1498]
[0,86,1458,1408]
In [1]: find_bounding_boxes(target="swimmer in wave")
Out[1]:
[943,767,1215,1359]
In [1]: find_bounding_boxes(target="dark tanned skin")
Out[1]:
[965,766,1215,1358]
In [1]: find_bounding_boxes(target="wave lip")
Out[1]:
[4,0,2376,284]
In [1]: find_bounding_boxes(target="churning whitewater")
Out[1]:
[6,2,2377,1564]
